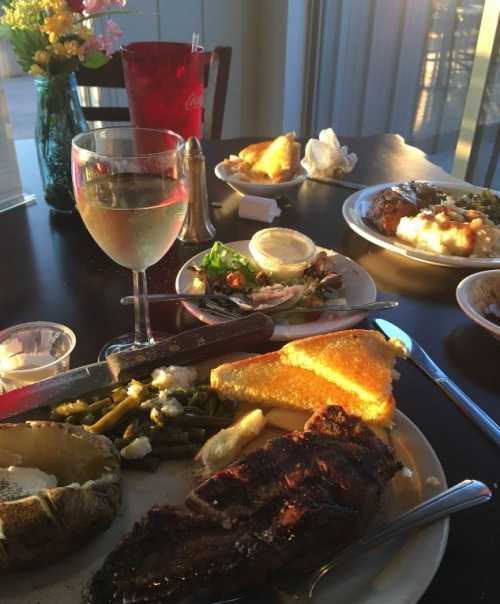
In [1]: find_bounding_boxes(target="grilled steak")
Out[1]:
[367,188,418,236]
[85,405,401,604]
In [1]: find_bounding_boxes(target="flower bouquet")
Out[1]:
[0,0,129,211]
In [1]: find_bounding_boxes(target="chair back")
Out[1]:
[76,46,232,140]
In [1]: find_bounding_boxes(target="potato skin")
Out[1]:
[0,422,121,573]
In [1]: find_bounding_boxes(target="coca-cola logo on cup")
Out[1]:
[185,93,203,111]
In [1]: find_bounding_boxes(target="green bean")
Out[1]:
[153,444,198,460]
[151,431,190,445]
[183,405,204,415]
[170,387,196,404]
[114,437,128,450]
[123,420,138,441]
[85,393,142,434]
[186,428,206,442]
[81,413,95,426]
[88,397,112,414]
[111,387,127,403]
[216,399,237,418]
[206,396,218,416]
[192,390,209,404]
[51,399,89,418]
[171,415,232,429]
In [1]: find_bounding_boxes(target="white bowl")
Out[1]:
[456,270,500,341]
[214,161,308,197]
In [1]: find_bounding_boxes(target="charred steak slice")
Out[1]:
[85,406,400,604]
[366,188,418,236]
[86,490,359,604]
[188,405,400,527]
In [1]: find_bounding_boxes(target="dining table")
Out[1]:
[0,133,499,604]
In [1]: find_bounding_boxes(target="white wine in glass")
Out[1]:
[72,127,187,359]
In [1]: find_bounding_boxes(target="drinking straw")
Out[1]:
[191,32,200,52]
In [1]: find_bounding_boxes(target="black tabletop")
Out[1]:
[1,135,499,603]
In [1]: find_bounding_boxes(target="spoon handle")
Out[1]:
[308,479,491,597]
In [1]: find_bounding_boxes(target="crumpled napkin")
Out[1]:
[301,128,357,178]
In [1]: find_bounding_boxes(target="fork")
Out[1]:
[213,479,490,603]
[202,300,398,319]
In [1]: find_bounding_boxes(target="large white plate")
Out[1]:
[215,161,308,197]
[175,240,377,341]
[343,180,500,268]
[3,400,448,604]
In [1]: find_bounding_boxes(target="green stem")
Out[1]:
[75,10,141,25]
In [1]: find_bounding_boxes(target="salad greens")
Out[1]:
[200,241,259,285]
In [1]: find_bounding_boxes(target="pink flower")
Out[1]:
[86,19,123,57]
[83,0,126,14]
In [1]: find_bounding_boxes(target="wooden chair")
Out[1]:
[76,47,232,140]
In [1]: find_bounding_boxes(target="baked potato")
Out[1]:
[0,421,120,572]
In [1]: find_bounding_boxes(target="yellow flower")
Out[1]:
[1,1,46,30]
[52,42,67,56]
[40,10,74,40]
[29,64,47,77]
[65,41,86,60]
[40,0,69,10]
[52,40,85,60]
[33,50,50,65]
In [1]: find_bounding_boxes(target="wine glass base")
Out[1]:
[97,332,170,362]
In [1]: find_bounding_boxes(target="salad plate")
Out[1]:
[343,180,500,268]
[175,240,377,341]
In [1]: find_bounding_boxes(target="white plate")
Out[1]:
[456,269,500,341]
[3,400,448,604]
[343,180,500,268]
[175,240,377,341]
[215,161,308,197]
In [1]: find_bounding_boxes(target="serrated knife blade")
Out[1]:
[373,318,500,448]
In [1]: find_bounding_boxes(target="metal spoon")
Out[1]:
[214,479,491,603]
[120,293,228,305]
[121,294,399,314]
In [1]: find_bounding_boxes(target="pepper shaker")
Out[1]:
[179,137,216,243]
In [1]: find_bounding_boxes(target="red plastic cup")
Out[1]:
[122,42,209,140]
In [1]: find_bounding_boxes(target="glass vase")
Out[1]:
[35,73,87,212]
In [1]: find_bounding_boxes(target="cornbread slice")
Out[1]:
[238,141,271,165]
[253,133,301,182]
[210,350,395,426]
[281,330,404,418]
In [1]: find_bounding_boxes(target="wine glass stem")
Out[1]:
[132,270,153,347]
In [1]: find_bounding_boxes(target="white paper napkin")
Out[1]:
[238,195,282,223]
[301,128,357,178]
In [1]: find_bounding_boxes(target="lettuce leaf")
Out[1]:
[200,241,258,284]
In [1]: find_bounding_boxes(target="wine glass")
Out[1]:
[71,127,187,359]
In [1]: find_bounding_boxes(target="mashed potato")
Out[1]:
[396,201,500,257]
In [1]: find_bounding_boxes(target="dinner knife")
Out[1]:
[373,318,500,448]
[0,314,274,422]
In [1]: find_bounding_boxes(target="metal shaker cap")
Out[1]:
[185,136,204,157]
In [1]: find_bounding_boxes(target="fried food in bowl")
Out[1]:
[223,133,301,183]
